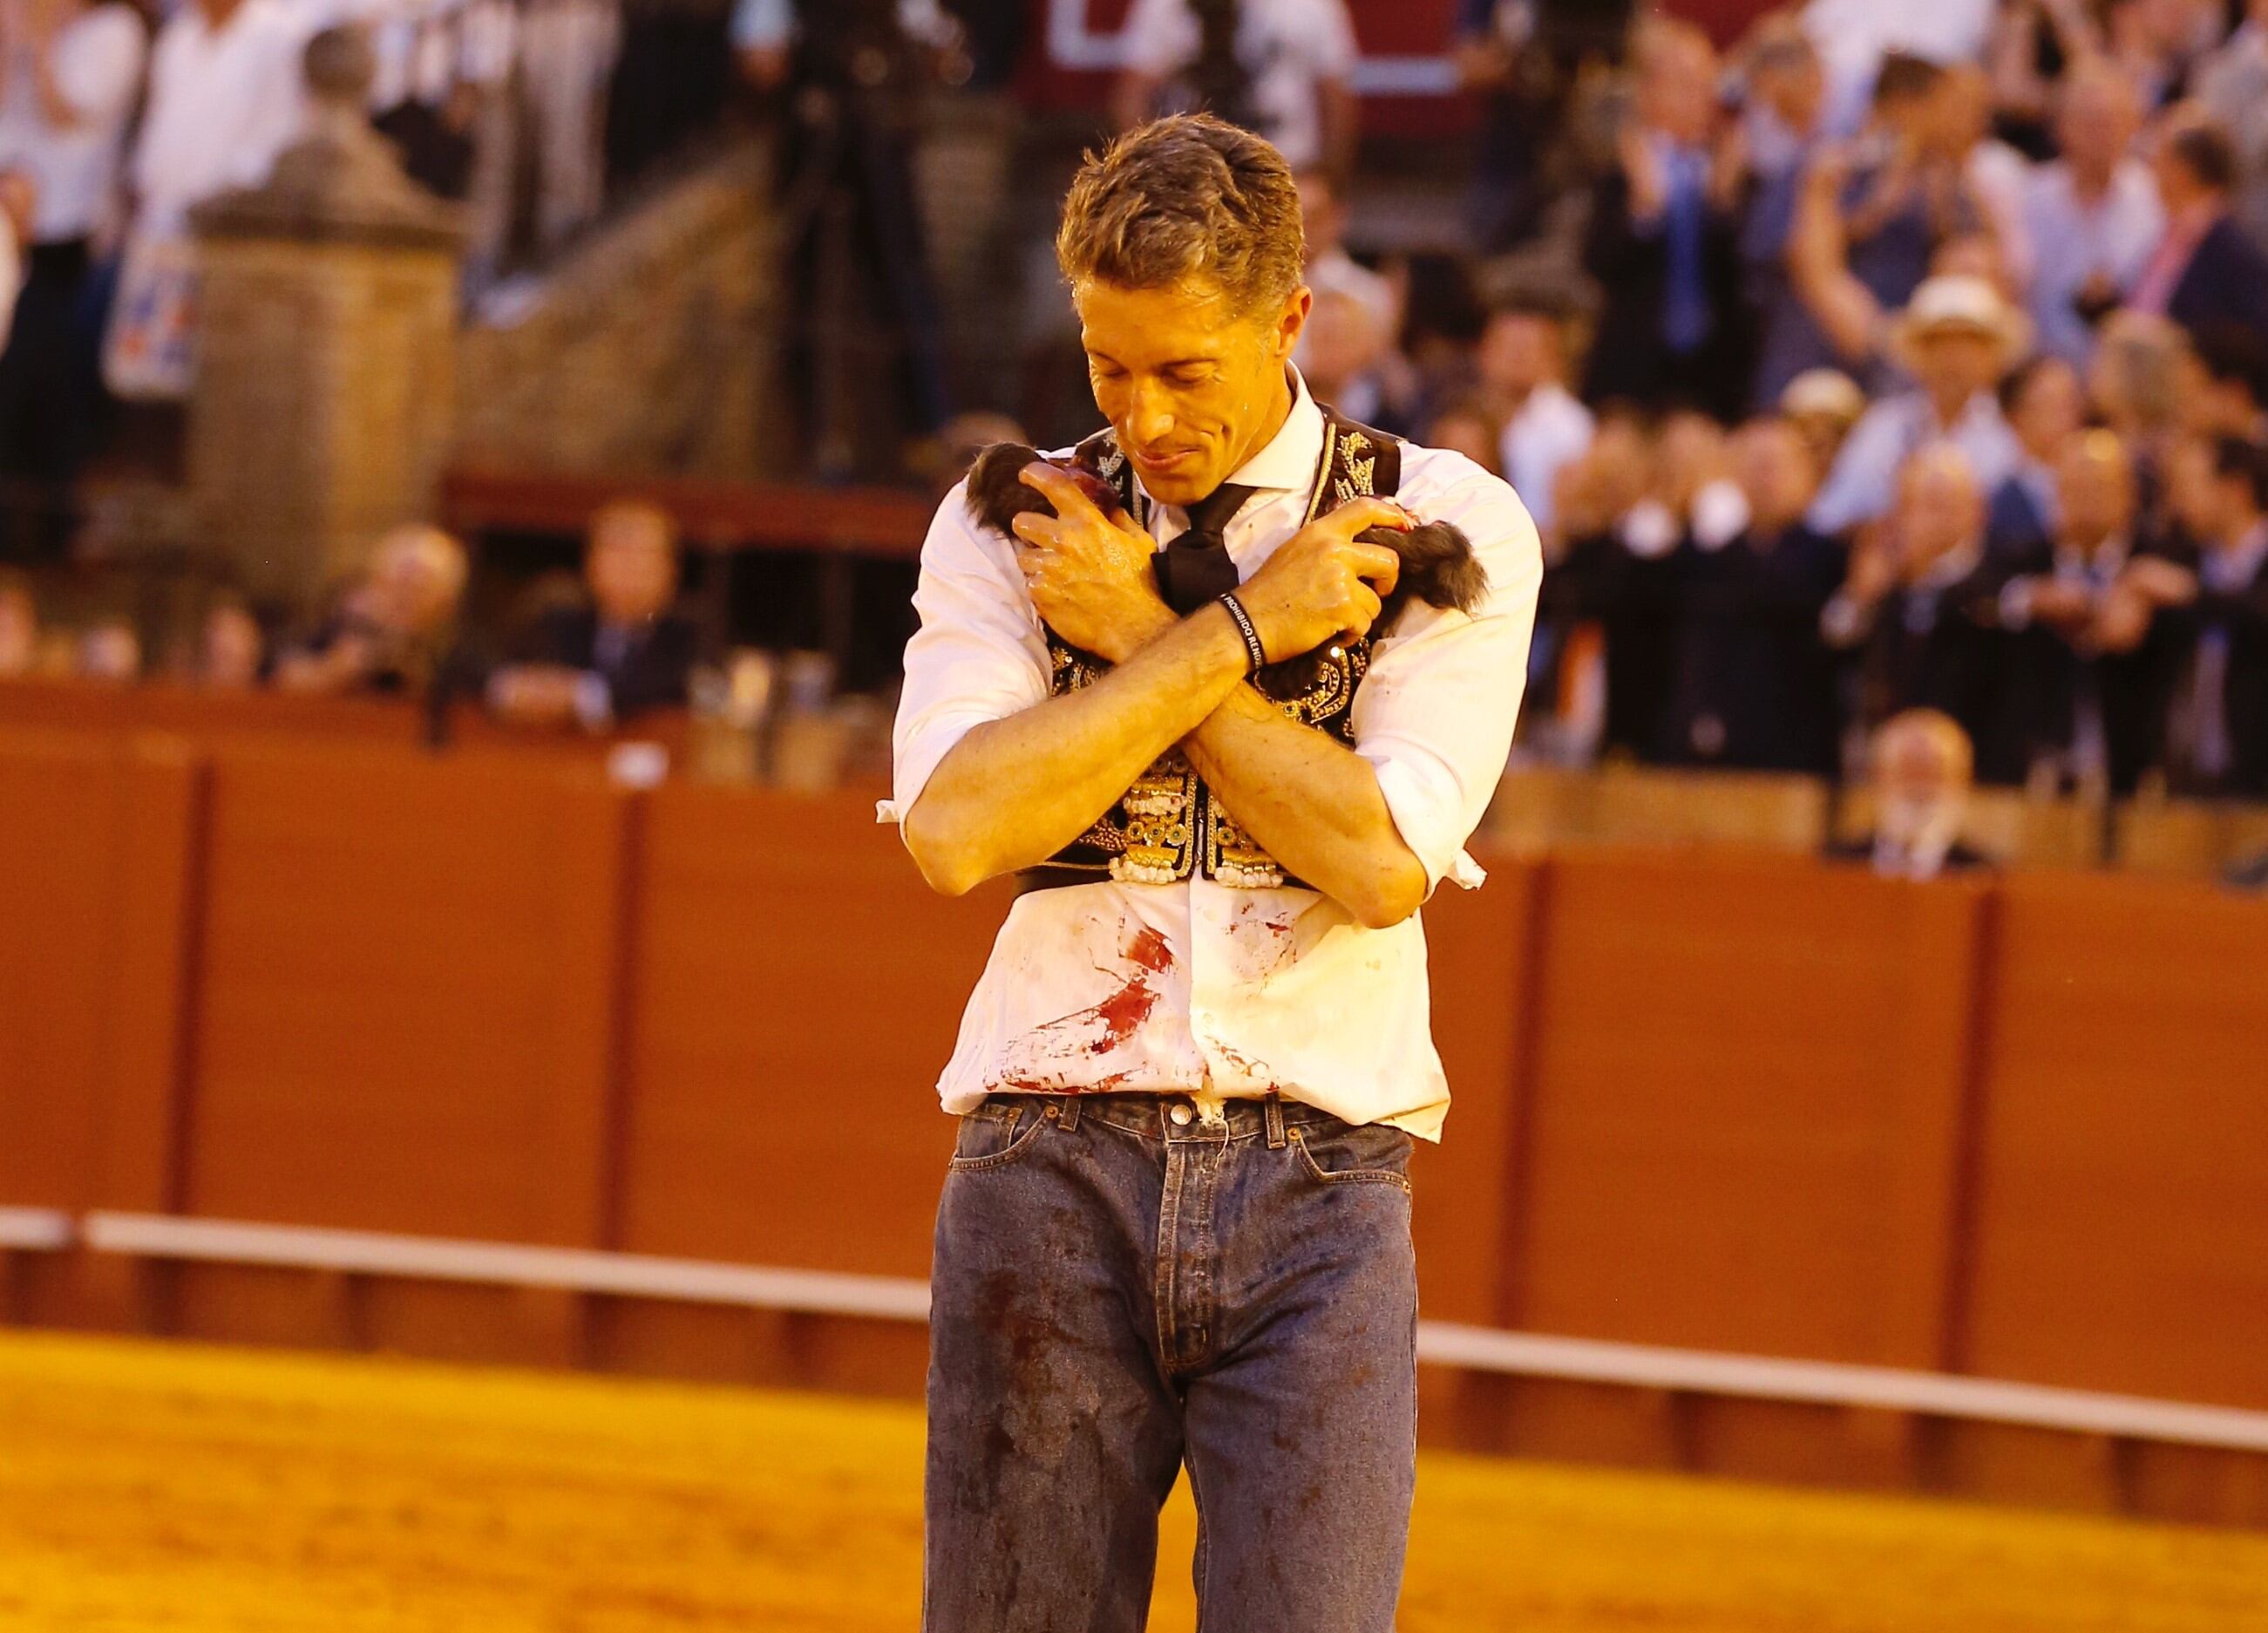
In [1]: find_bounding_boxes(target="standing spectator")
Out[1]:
[1580,20,1747,418]
[0,0,145,551]
[1655,416,1845,772]
[2020,63,2163,368]
[1113,0,1360,180]
[1294,167,1394,337]
[1735,23,1834,410]
[1294,284,1391,424]
[1991,353,2086,548]
[2129,105,2268,342]
[2195,0,2268,250]
[108,0,311,401]
[1474,291,1592,536]
[1418,396,1504,475]
[1452,0,1564,251]
[2161,433,2268,794]
[1822,443,2014,773]
[1994,429,2192,792]
[1809,274,2028,535]
[1778,366,1866,468]
[489,499,701,727]
[737,0,961,466]
[1803,0,1997,137]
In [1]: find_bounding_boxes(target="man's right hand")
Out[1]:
[1235,499,1408,663]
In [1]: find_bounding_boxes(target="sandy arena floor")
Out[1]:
[3,1330,2266,1630]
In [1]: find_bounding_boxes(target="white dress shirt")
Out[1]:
[2022,161,2163,366]
[1119,0,1360,173]
[1497,380,1593,536]
[1807,390,2022,537]
[882,371,1543,1139]
[0,3,146,243]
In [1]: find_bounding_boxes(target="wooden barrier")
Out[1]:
[4,699,2268,1523]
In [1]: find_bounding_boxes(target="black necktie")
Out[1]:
[1152,484,1254,613]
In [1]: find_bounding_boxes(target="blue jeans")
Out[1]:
[924,1092,1419,1631]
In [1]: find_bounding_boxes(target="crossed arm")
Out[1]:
[900,469,1429,927]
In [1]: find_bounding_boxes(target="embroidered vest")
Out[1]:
[1016,408,1402,895]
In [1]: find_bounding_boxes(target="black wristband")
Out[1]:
[1218,592,1266,676]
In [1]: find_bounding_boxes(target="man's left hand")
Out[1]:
[1010,463,1174,665]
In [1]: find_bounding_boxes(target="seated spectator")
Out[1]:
[0,0,147,546]
[1113,0,1360,179]
[1991,354,2086,549]
[2160,434,2268,795]
[1474,290,1593,535]
[196,596,267,689]
[275,524,484,698]
[1654,417,1845,772]
[2020,62,2162,368]
[1826,707,1993,879]
[1580,20,1747,419]
[1994,429,2194,793]
[76,614,138,682]
[488,500,700,728]
[1822,443,2013,774]
[1778,367,1866,469]
[1808,275,2028,535]
[0,567,36,675]
[2128,105,2268,344]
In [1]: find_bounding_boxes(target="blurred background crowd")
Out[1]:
[1,0,2266,859]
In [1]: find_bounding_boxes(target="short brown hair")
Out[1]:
[1055,113,1304,316]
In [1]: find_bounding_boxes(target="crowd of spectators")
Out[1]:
[1,0,2266,813]
[1111,0,2268,806]
[0,500,704,732]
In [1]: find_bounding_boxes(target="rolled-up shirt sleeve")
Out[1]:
[881,483,1052,828]
[1349,457,1543,893]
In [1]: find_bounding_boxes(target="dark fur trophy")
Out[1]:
[962,443,1488,670]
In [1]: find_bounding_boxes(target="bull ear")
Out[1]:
[963,443,1047,534]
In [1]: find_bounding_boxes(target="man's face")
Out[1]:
[587,510,679,624]
[2010,359,2084,462]
[1732,420,1816,532]
[1477,313,1559,398]
[2055,437,2135,548]
[2056,74,2136,176]
[1895,460,1981,575]
[1640,39,1717,145]
[1912,327,2000,404]
[2164,439,2227,540]
[1073,276,1304,507]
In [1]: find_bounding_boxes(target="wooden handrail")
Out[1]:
[439,466,937,560]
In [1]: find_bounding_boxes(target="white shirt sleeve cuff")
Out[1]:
[1368,752,1488,895]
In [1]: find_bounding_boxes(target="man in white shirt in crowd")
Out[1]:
[887,114,1538,1631]
[1476,289,1594,539]
[1809,274,2027,536]
[1113,0,1361,179]
[108,0,313,399]
[2021,62,2162,367]
[0,0,141,539]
